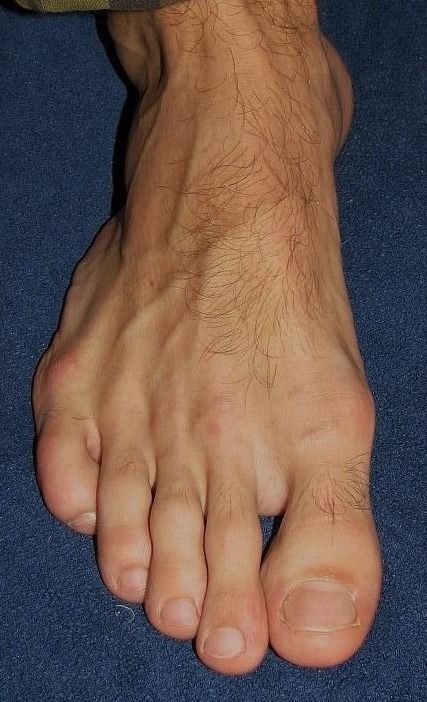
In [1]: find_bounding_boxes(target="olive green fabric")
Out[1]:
[16,0,181,12]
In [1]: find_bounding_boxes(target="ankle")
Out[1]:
[108,0,319,88]
[107,12,164,91]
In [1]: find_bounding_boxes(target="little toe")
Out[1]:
[96,436,153,603]
[196,467,268,675]
[36,418,99,535]
[144,461,206,639]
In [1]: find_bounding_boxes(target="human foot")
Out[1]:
[33,0,382,674]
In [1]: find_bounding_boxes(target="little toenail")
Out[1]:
[203,627,246,658]
[281,579,359,632]
[67,512,96,531]
[160,598,198,627]
[118,568,148,595]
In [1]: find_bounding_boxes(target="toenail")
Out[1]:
[203,627,246,659]
[67,512,96,531]
[281,579,359,632]
[118,568,148,595]
[160,598,198,627]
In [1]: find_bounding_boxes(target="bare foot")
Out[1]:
[33,0,382,675]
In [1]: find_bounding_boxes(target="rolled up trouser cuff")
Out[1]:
[16,0,182,12]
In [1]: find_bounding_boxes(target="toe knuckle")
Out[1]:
[296,379,375,443]
[194,393,238,441]
[114,455,141,479]
[152,479,199,518]
[209,478,247,524]
[341,383,375,427]
[38,348,82,400]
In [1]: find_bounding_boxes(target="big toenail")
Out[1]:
[160,598,198,627]
[67,511,96,531]
[281,579,359,632]
[118,568,148,595]
[203,627,246,658]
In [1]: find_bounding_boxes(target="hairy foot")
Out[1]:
[33,0,382,674]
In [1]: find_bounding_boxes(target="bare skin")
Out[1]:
[33,0,382,675]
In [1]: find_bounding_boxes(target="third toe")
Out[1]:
[144,468,207,639]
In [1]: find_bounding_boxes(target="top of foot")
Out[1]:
[33,0,381,675]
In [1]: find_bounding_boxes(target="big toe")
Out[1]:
[262,439,382,667]
[144,457,207,640]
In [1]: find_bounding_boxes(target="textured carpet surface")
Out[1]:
[0,1,426,700]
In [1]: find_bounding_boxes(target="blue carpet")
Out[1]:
[0,1,426,700]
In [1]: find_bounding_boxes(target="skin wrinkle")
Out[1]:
[153,478,194,511]
[209,476,250,524]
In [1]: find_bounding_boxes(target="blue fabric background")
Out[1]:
[0,1,426,700]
